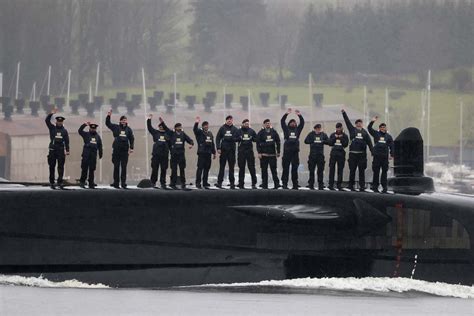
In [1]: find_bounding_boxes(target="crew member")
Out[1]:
[78,122,103,189]
[215,115,238,189]
[368,116,394,193]
[45,108,70,189]
[327,122,349,190]
[257,119,281,189]
[342,109,373,191]
[304,123,328,190]
[169,122,194,189]
[194,116,216,189]
[236,119,258,189]
[106,110,134,189]
[147,114,172,188]
[280,108,304,189]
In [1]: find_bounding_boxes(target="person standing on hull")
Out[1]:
[106,110,134,189]
[368,116,394,193]
[78,122,103,189]
[304,123,328,190]
[327,122,349,190]
[236,119,258,189]
[341,108,373,191]
[193,116,216,189]
[45,108,70,189]
[215,115,239,189]
[280,108,305,190]
[169,122,194,189]
[257,119,281,189]
[147,114,172,189]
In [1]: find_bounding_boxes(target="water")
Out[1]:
[0,275,472,315]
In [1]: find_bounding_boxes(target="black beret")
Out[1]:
[55,116,65,122]
[89,124,98,129]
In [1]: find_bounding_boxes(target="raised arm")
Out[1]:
[105,112,115,131]
[78,123,87,138]
[45,112,54,130]
[367,117,378,137]
[147,118,157,135]
[341,110,354,133]
[295,110,304,136]
[280,112,289,136]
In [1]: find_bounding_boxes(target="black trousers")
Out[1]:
[260,156,279,188]
[170,153,186,186]
[372,155,389,190]
[308,154,325,187]
[112,149,129,186]
[80,152,98,185]
[281,151,299,187]
[328,154,345,188]
[47,148,65,184]
[348,152,367,189]
[217,149,235,185]
[238,150,257,186]
[151,155,168,185]
[196,153,212,186]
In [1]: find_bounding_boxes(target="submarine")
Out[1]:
[0,128,472,287]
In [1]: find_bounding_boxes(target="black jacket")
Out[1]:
[236,127,257,153]
[78,124,103,159]
[106,115,134,151]
[257,128,281,155]
[342,111,373,154]
[304,131,328,156]
[45,113,70,152]
[368,121,394,158]
[147,119,172,157]
[193,122,216,155]
[216,124,239,151]
[170,131,194,155]
[328,132,349,156]
[281,113,305,152]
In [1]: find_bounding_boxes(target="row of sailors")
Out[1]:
[45,107,394,192]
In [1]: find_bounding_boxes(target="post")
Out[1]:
[142,68,149,176]
[88,83,92,103]
[248,89,251,123]
[47,65,51,96]
[15,62,20,99]
[426,70,431,162]
[459,99,463,177]
[99,106,103,184]
[30,82,36,101]
[173,72,177,124]
[0,72,3,97]
[223,85,226,122]
[309,73,313,129]
[95,62,100,96]
[363,85,367,125]
[384,88,389,128]
[66,69,71,108]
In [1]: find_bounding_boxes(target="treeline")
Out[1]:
[0,0,472,96]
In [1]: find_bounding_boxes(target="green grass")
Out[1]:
[86,82,473,147]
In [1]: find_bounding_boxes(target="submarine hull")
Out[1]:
[0,188,472,287]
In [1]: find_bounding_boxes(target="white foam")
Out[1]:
[0,274,109,289]
[199,277,474,299]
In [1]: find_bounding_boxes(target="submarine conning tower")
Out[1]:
[388,127,435,195]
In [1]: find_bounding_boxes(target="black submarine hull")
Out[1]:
[0,188,472,287]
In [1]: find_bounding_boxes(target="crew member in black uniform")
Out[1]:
[215,115,239,189]
[147,114,172,188]
[304,123,328,190]
[257,119,281,189]
[169,122,194,189]
[342,109,373,191]
[45,108,70,189]
[78,122,103,188]
[368,116,394,193]
[106,110,134,189]
[193,116,216,189]
[236,119,258,189]
[280,108,304,189]
[327,122,349,190]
